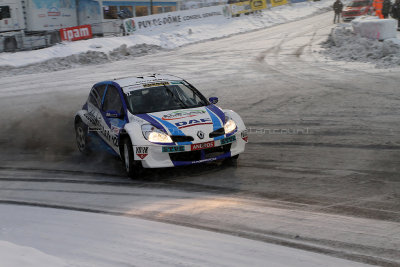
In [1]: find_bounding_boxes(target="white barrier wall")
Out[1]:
[351,16,397,40]
[124,6,231,34]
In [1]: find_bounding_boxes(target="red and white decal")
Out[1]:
[60,25,92,42]
[136,147,148,159]
[191,141,215,151]
[241,130,248,142]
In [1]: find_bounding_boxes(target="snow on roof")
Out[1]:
[114,74,183,88]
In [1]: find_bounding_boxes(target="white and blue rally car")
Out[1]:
[75,74,248,177]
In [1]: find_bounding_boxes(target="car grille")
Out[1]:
[169,144,231,162]
[343,11,360,16]
[171,135,194,142]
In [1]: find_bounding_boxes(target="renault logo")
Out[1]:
[197,131,204,139]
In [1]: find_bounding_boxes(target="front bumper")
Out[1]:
[133,131,248,168]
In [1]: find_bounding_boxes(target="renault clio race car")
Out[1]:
[74,74,248,178]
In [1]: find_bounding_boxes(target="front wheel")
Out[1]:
[122,138,141,178]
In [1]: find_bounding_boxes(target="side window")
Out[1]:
[103,86,123,114]
[88,85,107,109]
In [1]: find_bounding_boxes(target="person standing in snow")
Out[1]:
[382,0,392,18]
[391,0,400,30]
[333,0,343,23]
[373,0,384,18]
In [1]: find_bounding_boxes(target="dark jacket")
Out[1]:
[333,0,343,13]
[392,1,400,18]
[382,0,391,15]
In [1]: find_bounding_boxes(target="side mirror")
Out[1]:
[209,97,218,104]
[106,110,123,118]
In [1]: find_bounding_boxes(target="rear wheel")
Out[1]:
[4,38,17,52]
[122,137,141,178]
[75,120,91,154]
[50,31,61,45]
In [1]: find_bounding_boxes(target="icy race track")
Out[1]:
[0,12,399,266]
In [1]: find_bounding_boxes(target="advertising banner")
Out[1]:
[60,25,93,41]
[230,0,267,16]
[27,0,78,31]
[230,1,252,15]
[250,0,267,11]
[270,0,288,7]
[124,6,230,34]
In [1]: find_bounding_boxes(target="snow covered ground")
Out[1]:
[1,4,400,267]
[0,204,370,267]
[0,0,332,70]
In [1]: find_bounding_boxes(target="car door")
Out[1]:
[86,84,107,132]
[100,84,126,152]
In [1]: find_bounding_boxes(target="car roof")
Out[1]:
[113,74,184,89]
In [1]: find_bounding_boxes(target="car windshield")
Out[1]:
[348,1,369,7]
[124,83,209,114]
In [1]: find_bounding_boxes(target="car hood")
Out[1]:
[132,105,226,142]
[344,6,368,11]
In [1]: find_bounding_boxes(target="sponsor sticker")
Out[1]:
[175,118,212,129]
[136,146,148,159]
[162,146,185,153]
[191,141,215,151]
[162,110,206,121]
[111,125,121,134]
[241,130,248,142]
[142,82,170,88]
[221,135,236,145]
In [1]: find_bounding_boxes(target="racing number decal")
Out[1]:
[136,147,149,159]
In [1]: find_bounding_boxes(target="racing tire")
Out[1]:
[75,120,91,155]
[4,38,17,52]
[50,31,61,45]
[122,137,141,178]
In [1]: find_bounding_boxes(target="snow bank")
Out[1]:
[0,0,331,69]
[0,241,68,267]
[352,16,397,40]
[321,26,400,68]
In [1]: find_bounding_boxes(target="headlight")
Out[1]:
[141,124,173,143]
[224,118,237,134]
